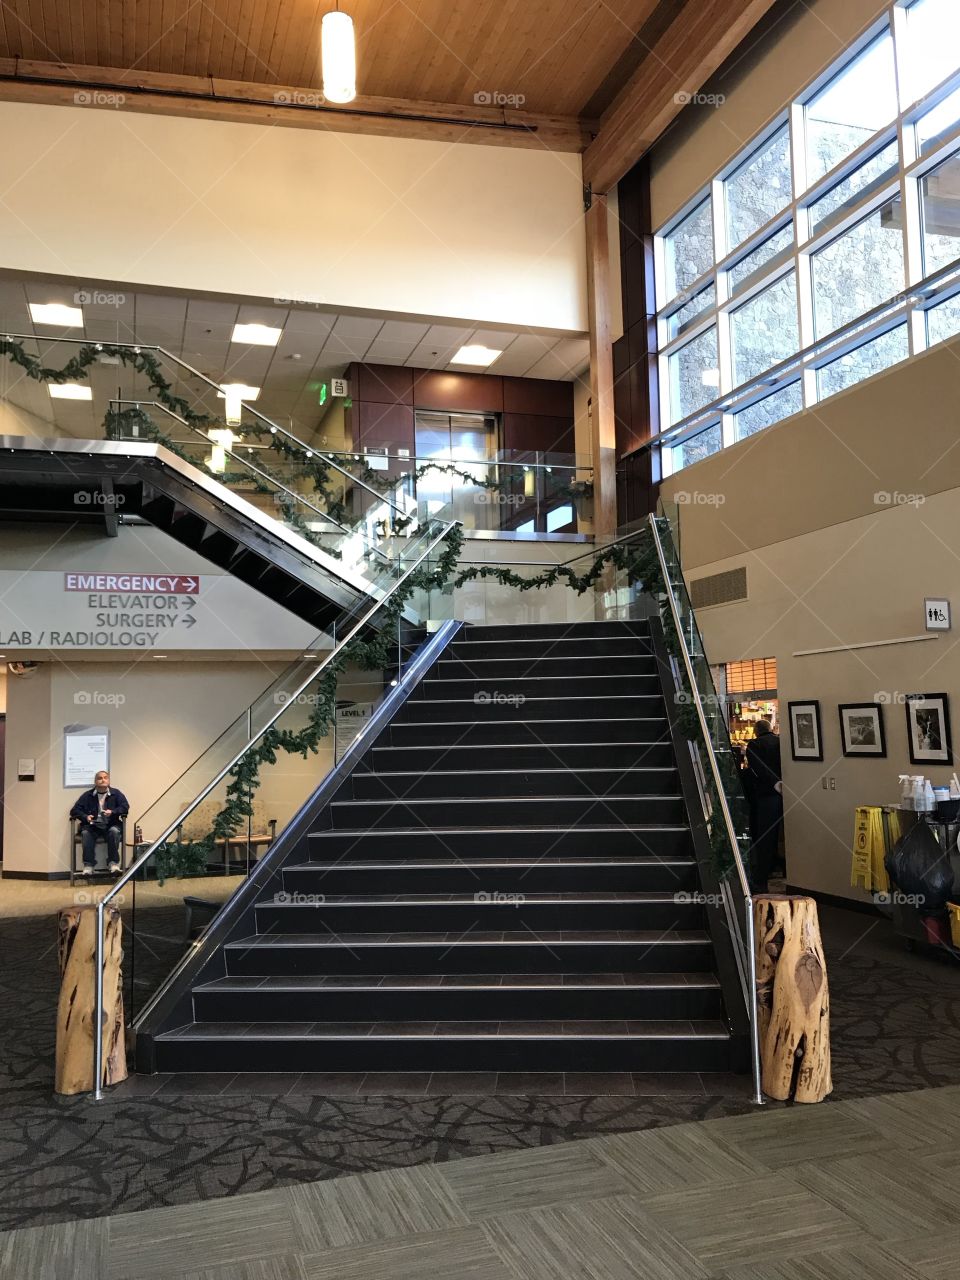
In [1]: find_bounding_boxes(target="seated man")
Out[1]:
[70,770,130,876]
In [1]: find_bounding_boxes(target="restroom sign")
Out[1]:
[925,598,951,631]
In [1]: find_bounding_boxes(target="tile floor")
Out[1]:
[2,1082,958,1279]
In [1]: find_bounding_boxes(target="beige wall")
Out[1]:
[661,333,960,569]
[0,102,587,335]
[0,398,54,438]
[649,0,889,228]
[3,659,285,875]
[659,340,960,902]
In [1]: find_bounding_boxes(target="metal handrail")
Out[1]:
[320,448,592,475]
[1,333,404,514]
[647,513,763,1105]
[109,397,358,537]
[92,516,458,1098]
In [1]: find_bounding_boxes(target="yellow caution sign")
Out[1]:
[852,806,893,893]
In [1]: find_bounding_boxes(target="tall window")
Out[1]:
[653,1,960,473]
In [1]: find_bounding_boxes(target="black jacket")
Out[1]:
[70,787,130,825]
[746,733,781,798]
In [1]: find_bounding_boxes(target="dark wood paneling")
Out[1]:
[354,363,414,406]
[502,377,572,418]
[502,413,575,454]
[412,370,504,414]
[355,400,415,451]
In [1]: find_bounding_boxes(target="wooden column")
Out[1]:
[754,895,831,1103]
[586,193,618,539]
[55,905,127,1095]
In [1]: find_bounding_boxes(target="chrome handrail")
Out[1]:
[647,513,763,1106]
[108,398,357,537]
[92,517,458,1098]
[1,333,404,514]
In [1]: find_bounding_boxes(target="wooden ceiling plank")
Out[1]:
[241,0,273,86]
[583,0,780,192]
[259,0,296,86]
[0,57,590,147]
[0,62,589,149]
[290,0,323,91]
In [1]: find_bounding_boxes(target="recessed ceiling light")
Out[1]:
[450,344,503,367]
[231,322,283,347]
[30,302,83,327]
[49,383,93,400]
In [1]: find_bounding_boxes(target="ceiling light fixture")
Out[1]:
[450,344,503,367]
[322,8,357,104]
[217,383,261,425]
[49,383,93,400]
[231,322,283,346]
[30,302,83,327]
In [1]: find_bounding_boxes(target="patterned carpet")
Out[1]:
[2,902,959,1231]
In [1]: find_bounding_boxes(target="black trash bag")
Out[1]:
[885,820,954,917]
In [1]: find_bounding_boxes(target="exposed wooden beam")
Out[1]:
[586,194,617,538]
[0,58,593,152]
[583,0,780,193]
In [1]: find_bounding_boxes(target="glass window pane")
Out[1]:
[902,0,960,106]
[666,284,716,341]
[918,85,960,153]
[805,33,898,186]
[816,326,909,399]
[921,150,960,276]
[731,273,799,386]
[725,127,792,250]
[734,383,804,440]
[663,199,714,303]
[667,326,720,425]
[926,293,960,345]
[811,199,905,338]
[729,224,793,294]
[673,424,722,472]
[808,141,899,236]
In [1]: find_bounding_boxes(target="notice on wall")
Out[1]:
[63,724,110,788]
[335,702,373,760]
[0,570,318,651]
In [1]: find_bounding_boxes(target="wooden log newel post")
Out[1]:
[55,905,127,1095]
[753,895,832,1103]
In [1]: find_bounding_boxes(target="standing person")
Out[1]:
[70,770,129,876]
[745,720,782,894]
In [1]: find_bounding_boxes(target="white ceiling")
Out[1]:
[0,277,590,442]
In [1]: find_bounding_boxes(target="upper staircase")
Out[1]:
[144,619,747,1075]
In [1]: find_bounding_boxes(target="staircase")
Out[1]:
[151,620,743,1074]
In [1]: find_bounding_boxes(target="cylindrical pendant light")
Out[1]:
[322,10,357,104]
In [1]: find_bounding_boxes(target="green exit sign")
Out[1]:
[318,383,328,406]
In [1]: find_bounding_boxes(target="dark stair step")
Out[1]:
[416,674,662,700]
[451,636,653,660]
[223,929,714,975]
[435,653,657,679]
[349,767,679,800]
[282,855,698,895]
[193,971,723,1022]
[362,742,676,773]
[463,621,650,641]
[396,694,664,723]
[385,717,669,747]
[153,1018,733,1073]
[307,823,692,860]
[327,794,686,829]
[253,891,703,933]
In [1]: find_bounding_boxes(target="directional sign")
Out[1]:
[0,571,318,651]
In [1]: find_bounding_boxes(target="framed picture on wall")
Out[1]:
[838,703,887,758]
[905,693,953,766]
[788,701,823,761]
